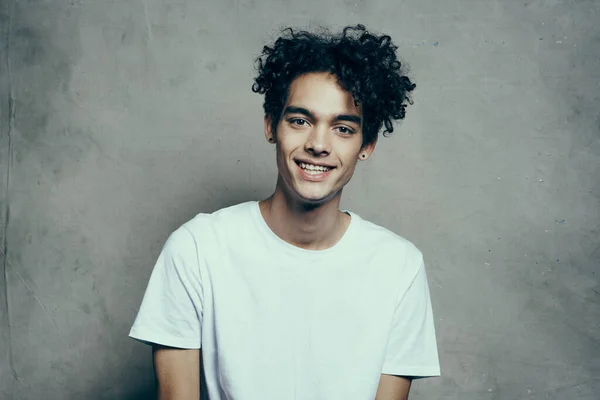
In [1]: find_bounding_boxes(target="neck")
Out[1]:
[259,181,349,251]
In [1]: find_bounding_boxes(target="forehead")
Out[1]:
[285,72,362,117]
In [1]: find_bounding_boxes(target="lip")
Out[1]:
[295,161,335,182]
[295,159,336,168]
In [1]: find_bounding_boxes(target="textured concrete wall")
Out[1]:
[1,0,598,399]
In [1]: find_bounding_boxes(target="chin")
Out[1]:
[295,187,337,204]
[300,195,328,204]
[281,172,339,205]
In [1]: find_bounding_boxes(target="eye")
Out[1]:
[336,126,355,135]
[290,118,308,126]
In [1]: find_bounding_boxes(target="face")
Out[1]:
[265,72,377,205]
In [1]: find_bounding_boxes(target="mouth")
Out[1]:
[294,160,335,181]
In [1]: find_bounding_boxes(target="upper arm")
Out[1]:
[153,345,200,400]
[375,374,412,400]
[129,226,204,349]
[381,258,440,378]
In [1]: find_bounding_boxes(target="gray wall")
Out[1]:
[1,0,598,399]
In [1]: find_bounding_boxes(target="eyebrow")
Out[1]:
[283,106,362,126]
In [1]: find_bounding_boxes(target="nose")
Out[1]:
[304,125,331,156]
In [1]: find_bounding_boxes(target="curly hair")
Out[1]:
[252,24,416,148]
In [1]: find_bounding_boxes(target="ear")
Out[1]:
[359,135,378,160]
[264,115,275,142]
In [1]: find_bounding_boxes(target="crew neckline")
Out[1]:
[249,200,359,259]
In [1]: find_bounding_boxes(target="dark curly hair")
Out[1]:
[252,24,416,148]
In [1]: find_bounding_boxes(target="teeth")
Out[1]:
[300,162,331,173]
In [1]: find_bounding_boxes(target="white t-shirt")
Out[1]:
[129,201,440,399]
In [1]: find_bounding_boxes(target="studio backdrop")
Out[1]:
[0,0,598,399]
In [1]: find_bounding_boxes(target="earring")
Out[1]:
[268,137,274,142]
[361,154,366,158]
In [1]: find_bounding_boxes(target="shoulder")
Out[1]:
[354,215,424,274]
[158,201,253,267]
[177,201,255,244]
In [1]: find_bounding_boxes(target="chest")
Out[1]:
[199,248,404,399]
[204,248,400,351]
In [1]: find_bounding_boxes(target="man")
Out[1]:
[129,24,440,400]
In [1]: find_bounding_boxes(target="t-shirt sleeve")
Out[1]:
[129,225,203,349]
[381,258,440,378]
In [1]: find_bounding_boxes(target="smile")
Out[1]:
[298,162,333,173]
[295,161,335,181]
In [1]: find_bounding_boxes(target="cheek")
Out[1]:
[275,147,285,167]
[275,143,294,170]
[341,147,361,164]
[276,137,299,159]
[343,153,358,175]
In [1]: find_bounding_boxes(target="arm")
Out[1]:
[375,374,412,400]
[153,345,200,400]
[377,257,440,398]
